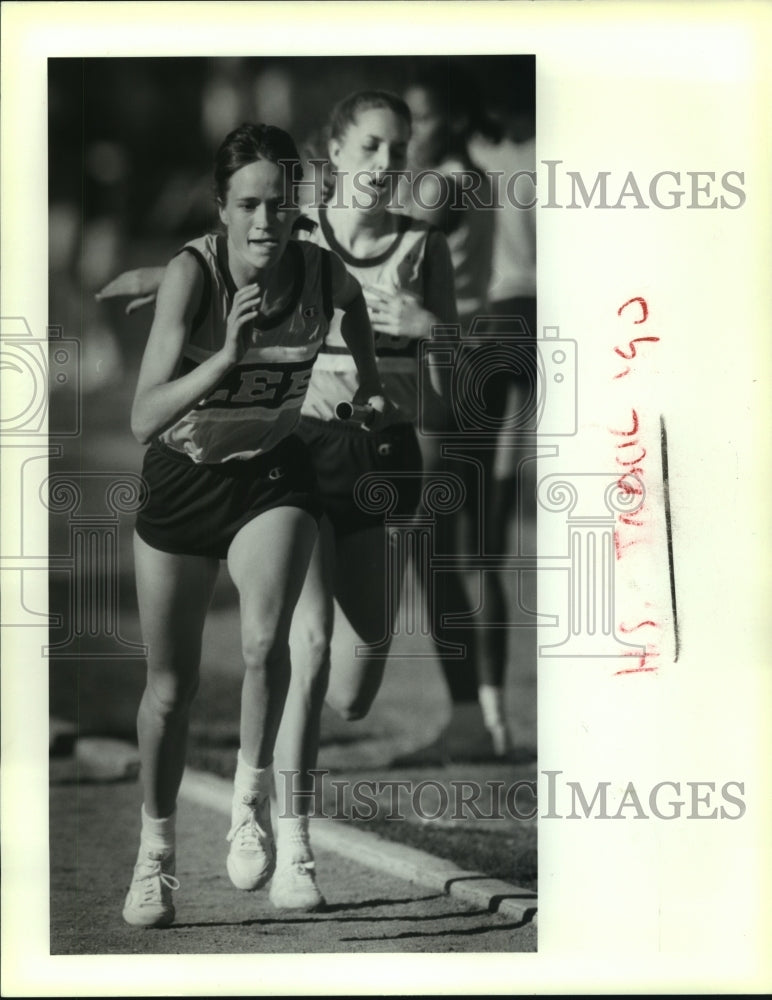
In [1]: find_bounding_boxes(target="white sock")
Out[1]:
[478,684,505,731]
[234,751,272,797]
[140,804,175,855]
[276,816,311,863]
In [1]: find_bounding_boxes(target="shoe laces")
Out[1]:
[133,854,180,904]
[227,794,270,849]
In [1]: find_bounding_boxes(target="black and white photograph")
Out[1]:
[2,2,771,996]
[45,50,539,954]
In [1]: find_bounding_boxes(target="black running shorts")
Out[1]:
[296,416,422,534]
[135,434,322,559]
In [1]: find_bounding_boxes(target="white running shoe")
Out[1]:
[226,791,276,891]
[269,857,326,912]
[122,848,179,928]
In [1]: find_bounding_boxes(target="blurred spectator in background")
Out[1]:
[401,63,495,332]
[473,107,538,468]
[467,90,538,737]
[469,106,536,336]
[470,101,537,760]
[393,63,512,763]
[143,59,258,238]
[49,63,129,394]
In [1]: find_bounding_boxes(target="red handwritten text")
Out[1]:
[610,297,662,673]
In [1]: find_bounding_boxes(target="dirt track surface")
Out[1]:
[50,770,536,955]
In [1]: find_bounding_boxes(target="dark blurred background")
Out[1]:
[49,56,534,275]
[47,56,537,886]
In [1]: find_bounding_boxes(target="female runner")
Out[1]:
[97,91,460,801]
[283,89,458,750]
[99,92,458,754]
[120,122,384,927]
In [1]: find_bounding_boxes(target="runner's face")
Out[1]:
[218,158,298,273]
[329,107,410,209]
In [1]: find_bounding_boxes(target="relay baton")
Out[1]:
[335,399,376,429]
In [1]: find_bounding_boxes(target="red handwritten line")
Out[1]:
[620,648,660,660]
[614,337,661,361]
[610,296,666,672]
[617,296,649,323]
[616,450,646,467]
[618,621,658,633]
[617,476,644,496]
[615,654,660,674]
[615,536,644,559]
[609,410,640,436]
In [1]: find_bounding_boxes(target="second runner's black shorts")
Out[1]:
[296,416,422,535]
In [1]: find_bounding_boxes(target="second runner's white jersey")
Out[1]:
[297,205,436,426]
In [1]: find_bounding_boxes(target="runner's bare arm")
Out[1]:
[130,255,259,444]
[95,266,166,314]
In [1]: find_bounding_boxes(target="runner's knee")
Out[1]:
[146,669,200,717]
[295,619,333,672]
[241,626,287,676]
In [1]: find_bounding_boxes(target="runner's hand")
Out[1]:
[351,387,398,431]
[363,285,432,339]
[221,284,263,365]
